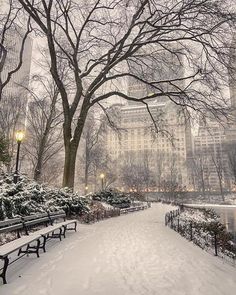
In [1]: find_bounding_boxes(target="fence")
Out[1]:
[81,202,150,223]
[81,208,121,223]
[120,203,150,214]
[165,207,236,266]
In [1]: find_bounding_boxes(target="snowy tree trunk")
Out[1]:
[63,141,78,189]
[34,135,47,181]
[62,105,89,189]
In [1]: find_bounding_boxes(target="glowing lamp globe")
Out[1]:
[15,130,25,143]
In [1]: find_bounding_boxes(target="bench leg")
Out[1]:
[18,247,22,256]
[62,226,66,238]
[0,257,9,284]
[19,240,40,258]
[51,228,63,241]
[65,222,77,233]
[36,239,40,258]
[42,235,47,252]
[59,228,62,241]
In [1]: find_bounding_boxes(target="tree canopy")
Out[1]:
[16,0,236,188]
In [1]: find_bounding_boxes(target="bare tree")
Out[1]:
[209,148,226,201]
[190,152,211,195]
[0,132,11,169]
[23,75,63,182]
[79,111,105,192]
[159,154,184,198]
[224,142,236,187]
[0,94,25,170]
[142,151,156,191]
[155,152,164,192]
[18,0,235,188]
[120,151,155,192]
[78,106,119,192]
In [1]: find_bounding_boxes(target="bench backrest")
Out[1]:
[23,212,48,222]
[50,210,66,221]
[0,218,23,236]
[0,218,22,228]
[0,210,66,236]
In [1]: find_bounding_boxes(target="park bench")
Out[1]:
[0,211,77,284]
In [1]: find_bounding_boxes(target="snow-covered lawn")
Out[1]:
[1,203,236,295]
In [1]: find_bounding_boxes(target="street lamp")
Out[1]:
[85,186,89,195]
[100,173,105,190]
[13,130,25,184]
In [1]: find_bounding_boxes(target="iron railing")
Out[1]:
[165,207,236,266]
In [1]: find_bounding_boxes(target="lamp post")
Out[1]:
[100,173,105,190]
[85,186,89,195]
[13,130,24,184]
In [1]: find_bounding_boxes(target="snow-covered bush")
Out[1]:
[0,173,89,220]
[91,189,131,208]
[177,207,236,260]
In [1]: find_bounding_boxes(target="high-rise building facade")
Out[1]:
[1,29,32,99]
[193,119,232,191]
[226,30,236,142]
[105,99,193,190]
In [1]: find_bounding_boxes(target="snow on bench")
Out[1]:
[0,234,41,257]
[0,212,77,284]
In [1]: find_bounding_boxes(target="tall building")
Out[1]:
[226,30,236,142]
[105,99,193,190]
[194,119,232,191]
[0,29,33,169]
[0,28,33,131]
[1,28,32,99]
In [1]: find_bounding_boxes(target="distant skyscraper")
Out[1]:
[0,29,33,132]
[194,118,232,191]
[1,28,32,100]
[105,100,193,189]
[0,29,33,170]
[226,30,236,142]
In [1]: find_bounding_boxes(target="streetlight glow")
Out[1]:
[100,173,105,190]
[15,130,25,143]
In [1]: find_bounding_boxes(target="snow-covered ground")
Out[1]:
[1,203,236,295]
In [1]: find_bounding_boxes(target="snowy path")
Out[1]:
[1,203,236,295]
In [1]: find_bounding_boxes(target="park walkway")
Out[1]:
[1,203,236,295]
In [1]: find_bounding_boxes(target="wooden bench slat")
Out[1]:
[0,223,23,234]
[23,213,48,222]
[0,218,22,228]
[29,223,65,237]
[24,217,50,227]
[50,214,66,219]
[0,234,41,257]
[0,210,78,284]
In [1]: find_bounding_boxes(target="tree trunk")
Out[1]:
[200,164,206,196]
[34,154,43,181]
[62,142,79,189]
[62,106,88,189]
[219,177,225,202]
[34,138,46,182]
